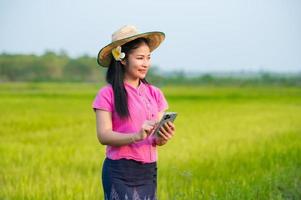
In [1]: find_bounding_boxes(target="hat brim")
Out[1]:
[97,31,165,67]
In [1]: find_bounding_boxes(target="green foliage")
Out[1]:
[158,71,301,87]
[0,83,300,199]
[0,52,106,82]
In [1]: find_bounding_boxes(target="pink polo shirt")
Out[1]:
[92,81,169,163]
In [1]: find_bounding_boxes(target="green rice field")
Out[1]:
[0,82,300,199]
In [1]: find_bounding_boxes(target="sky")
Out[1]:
[1,0,301,73]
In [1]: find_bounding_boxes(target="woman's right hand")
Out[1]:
[135,120,157,142]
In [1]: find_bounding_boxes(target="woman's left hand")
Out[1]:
[155,121,176,146]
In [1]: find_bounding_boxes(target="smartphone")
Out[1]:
[153,112,177,136]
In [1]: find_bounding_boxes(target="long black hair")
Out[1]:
[106,38,150,119]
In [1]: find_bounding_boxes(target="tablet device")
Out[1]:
[153,112,177,136]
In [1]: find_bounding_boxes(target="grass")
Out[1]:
[0,82,300,199]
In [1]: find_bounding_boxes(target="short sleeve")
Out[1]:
[92,86,113,112]
[153,86,169,112]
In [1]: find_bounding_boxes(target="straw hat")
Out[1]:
[97,25,165,67]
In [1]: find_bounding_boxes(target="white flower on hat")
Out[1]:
[112,46,125,61]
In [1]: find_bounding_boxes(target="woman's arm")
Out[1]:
[95,109,155,147]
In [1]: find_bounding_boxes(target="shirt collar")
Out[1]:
[124,80,145,93]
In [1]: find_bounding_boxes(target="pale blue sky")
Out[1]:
[1,0,300,73]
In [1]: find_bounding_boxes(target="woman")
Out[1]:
[92,25,175,200]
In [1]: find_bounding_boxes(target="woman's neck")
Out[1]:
[124,78,140,88]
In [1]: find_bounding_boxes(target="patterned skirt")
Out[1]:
[102,157,157,200]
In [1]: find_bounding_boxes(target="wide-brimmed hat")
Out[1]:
[97,25,165,67]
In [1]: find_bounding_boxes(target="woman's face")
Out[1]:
[122,42,151,80]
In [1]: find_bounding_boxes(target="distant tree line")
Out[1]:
[157,72,301,87]
[0,52,300,86]
[0,51,105,82]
